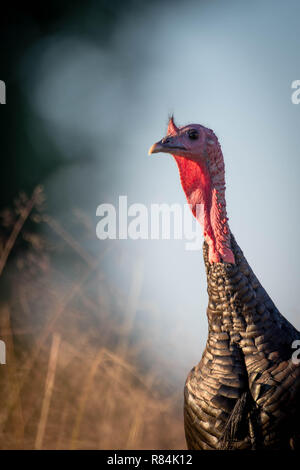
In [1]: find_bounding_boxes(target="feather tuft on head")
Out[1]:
[167,115,179,136]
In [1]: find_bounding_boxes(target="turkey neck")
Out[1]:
[203,234,285,343]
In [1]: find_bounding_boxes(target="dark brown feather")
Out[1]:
[184,234,300,449]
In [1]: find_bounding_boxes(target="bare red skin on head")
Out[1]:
[167,117,235,264]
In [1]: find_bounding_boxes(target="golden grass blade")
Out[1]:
[69,347,105,450]
[55,405,68,450]
[35,333,61,450]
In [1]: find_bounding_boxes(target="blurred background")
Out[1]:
[0,0,299,449]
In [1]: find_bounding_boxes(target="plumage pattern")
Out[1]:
[184,235,300,449]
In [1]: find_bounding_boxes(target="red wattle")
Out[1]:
[173,155,234,264]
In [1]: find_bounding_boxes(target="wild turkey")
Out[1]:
[149,117,300,450]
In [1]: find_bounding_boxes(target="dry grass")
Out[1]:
[0,187,186,449]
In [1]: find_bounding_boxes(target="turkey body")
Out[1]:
[148,118,300,450]
[184,235,300,450]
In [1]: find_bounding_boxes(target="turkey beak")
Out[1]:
[148,137,186,155]
[148,140,167,155]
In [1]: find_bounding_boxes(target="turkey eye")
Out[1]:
[188,129,198,140]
